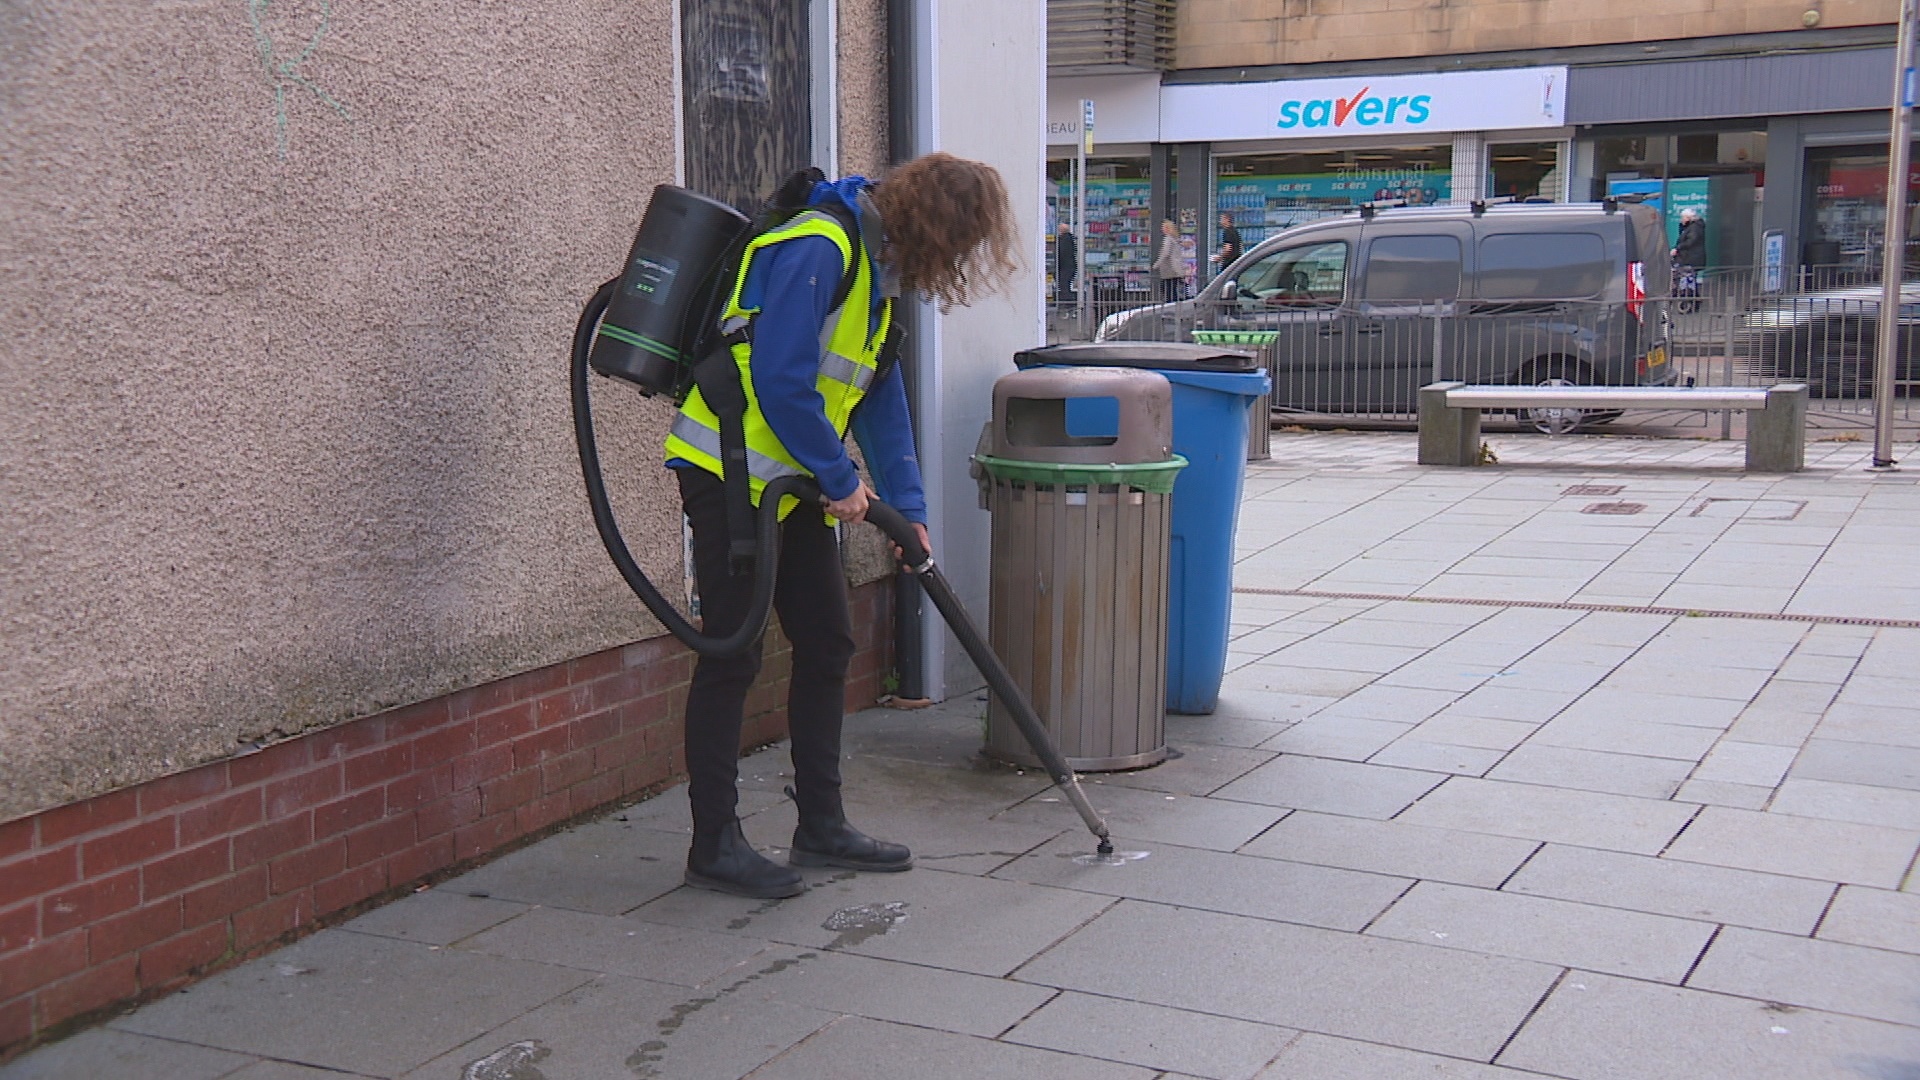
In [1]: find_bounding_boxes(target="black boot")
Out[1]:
[685,820,805,898]
[790,814,914,872]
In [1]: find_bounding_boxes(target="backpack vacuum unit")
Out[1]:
[570,182,1120,859]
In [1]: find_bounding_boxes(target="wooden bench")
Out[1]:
[1416,382,1811,473]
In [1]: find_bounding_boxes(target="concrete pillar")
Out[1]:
[1450,132,1486,205]
[1747,383,1808,473]
[1417,382,1481,466]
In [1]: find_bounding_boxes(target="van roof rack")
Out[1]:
[1601,193,1648,214]
[1358,199,1407,220]
[1470,195,1520,216]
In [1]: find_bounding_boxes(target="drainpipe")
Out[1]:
[886,0,929,703]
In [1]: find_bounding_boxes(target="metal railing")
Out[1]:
[1048,288,1917,427]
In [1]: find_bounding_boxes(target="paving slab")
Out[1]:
[1260,717,1415,762]
[1503,844,1834,935]
[1790,739,1920,792]
[110,929,590,1077]
[1013,900,1561,1061]
[1662,806,1920,888]
[1258,1032,1559,1079]
[1486,744,1693,800]
[1497,971,1920,1080]
[1366,881,1715,983]
[994,785,1284,852]
[1396,777,1697,854]
[1768,777,1920,830]
[0,1030,252,1080]
[1165,711,1296,749]
[337,888,529,946]
[745,1016,1158,1080]
[995,833,1408,931]
[1213,756,1447,819]
[225,1063,374,1079]
[1367,739,1505,776]
[1671,778,1775,810]
[1238,810,1537,888]
[400,970,834,1080]
[626,866,1113,978]
[435,817,690,915]
[1227,663,1383,698]
[721,947,1055,1038]
[1690,740,1799,788]
[457,905,783,987]
[1818,885,1920,954]
[1549,688,1745,731]
[1406,714,1541,752]
[1526,715,1723,762]
[1687,925,1920,1026]
[1003,992,1297,1080]
[1815,701,1920,749]
[1092,742,1275,796]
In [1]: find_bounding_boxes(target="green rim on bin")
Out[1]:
[1191,330,1278,346]
[974,454,1188,495]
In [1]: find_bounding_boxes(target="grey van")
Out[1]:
[1095,201,1676,420]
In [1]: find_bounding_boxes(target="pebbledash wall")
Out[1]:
[0,0,892,1056]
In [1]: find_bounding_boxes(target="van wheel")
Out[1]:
[1517,360,1597,435]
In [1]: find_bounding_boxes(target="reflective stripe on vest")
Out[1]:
[662,209,893,516]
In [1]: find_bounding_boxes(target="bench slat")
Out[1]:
[1443,386,1775,410]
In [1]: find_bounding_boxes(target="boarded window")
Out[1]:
[682,0,812,214]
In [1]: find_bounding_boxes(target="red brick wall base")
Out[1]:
[0,579,892,1059]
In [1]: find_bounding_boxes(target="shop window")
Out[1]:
[1478,233,1608,300]
[1804,144,1920,284]
[682,0,812,214]
[1487,142,1563,201]
[1593,129,1765,270]
[1049,157,1153,295]
[1213,147,1449,254]
[1230,241,1348,309]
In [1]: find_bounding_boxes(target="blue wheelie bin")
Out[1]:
[1015,342,1270,714]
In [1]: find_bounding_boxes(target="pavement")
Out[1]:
[8,430,1920,1080]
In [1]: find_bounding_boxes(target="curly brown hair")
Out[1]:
[872,152,1020,311]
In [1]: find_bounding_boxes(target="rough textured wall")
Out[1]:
[0,1,711,821]
[838,0,891,178]
[1178,0,1896,69]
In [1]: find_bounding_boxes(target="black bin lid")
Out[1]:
[1015,342,1260,374]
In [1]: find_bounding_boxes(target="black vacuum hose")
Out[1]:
[865,502,1113,853]
[571,279,814,659]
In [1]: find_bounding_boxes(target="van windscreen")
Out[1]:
[1478,233,1608,300]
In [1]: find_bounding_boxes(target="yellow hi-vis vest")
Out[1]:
[663,209,893,519]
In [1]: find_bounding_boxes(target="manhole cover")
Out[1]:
[1563,484,1624,497]
[1582,502,1646,515]
[1689,498,1806,521]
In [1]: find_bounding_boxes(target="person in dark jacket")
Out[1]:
[1055,219,1077,306]
[1672,208,1706,269]
[1212,211,1242,274]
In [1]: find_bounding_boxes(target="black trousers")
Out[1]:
[677,467,854,835]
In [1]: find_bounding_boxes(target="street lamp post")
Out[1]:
[1873,0,1918,468]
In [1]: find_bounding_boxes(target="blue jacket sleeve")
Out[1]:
[746,236,863,502]
[850,362,927,525]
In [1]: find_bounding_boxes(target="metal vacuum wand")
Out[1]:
[863,501,1115,855]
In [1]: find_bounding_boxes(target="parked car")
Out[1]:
[1096,200,1676,429]
[1736,283,1920,398]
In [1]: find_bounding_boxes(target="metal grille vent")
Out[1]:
[1048,0,1175,74]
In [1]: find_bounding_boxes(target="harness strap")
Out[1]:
[691,327,758,574]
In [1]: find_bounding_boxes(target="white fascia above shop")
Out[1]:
[1161,67,1569,143]
[1046,73,1162,148]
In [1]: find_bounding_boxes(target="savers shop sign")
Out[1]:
[1161,67,1566,143]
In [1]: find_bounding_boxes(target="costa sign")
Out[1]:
[1162,66,1566,143]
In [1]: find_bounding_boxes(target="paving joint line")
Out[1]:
[1233,587,1920,629]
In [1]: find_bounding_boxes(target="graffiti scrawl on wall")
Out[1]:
[246,0,351,159]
